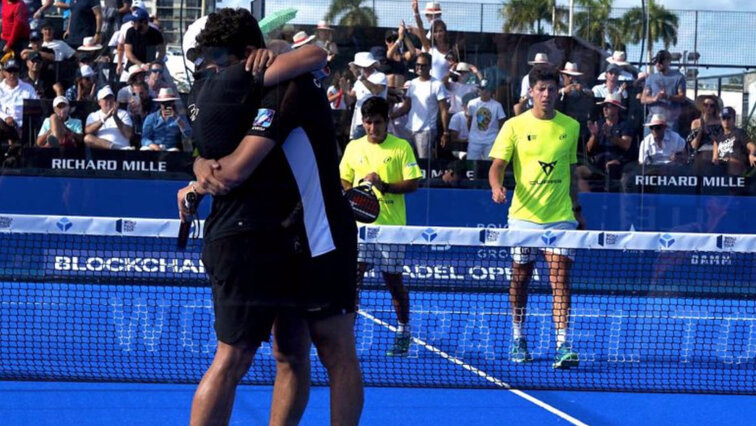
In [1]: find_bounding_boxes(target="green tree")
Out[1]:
[500,0,567,35]
[623,0,679,66]
[325,0,378,27]
[573,0,625,50]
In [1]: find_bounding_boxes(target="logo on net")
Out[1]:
[716,235,736,250]
[659,233,675,248]
[0,216,12,229]
[358,226,380,241]
[115,219,136,233]
[478,229,500,244]
[597,232,619,247]
[541,230,557,246]
[422,228,437,242]
[56,217,72,232]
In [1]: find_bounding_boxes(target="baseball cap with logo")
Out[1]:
[721,106,736,120]
[3,59,21,72]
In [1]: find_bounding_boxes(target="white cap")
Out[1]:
[131,0,145,9]
[528,52,551,65]
[560,62,583,76]
[79,64,95,78]
[53,95,69,107]
[349,52,377,68]
[97,85,115,101]
[423,2,442,15]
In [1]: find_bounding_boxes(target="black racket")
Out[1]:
[345,181,380,223]
[177,190,198,250]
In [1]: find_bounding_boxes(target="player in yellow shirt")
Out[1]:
[488,66,586,369]
[340,96,422,356]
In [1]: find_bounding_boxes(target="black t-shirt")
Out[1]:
[715,128,750,164]
[68,0,100,47]
[125,26,164,65]
[189,65,354,257]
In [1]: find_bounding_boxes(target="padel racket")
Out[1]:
[345,182,380,223]
[177,190,198,250]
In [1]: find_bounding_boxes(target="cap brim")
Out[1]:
[354,60,377,68]
[155,97,179,102]
[291,35,315,49]
[528,60,552,65]
[596,100,626,110]
[644,122,666,127]
[77,45,103,51]
[560,70,583,76]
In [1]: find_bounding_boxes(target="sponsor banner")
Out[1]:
[45,250,205,278]
[0,214,203,238]
[23,147,193,175]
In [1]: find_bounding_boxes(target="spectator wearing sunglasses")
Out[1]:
[688,94,723,164]
[140,87,190,151]
[639,113,686,165]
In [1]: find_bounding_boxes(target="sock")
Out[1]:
[397,322,410,335]
[512,322,523,340]
[556,328,567,348]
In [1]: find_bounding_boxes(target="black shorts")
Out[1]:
[202,229,357,346]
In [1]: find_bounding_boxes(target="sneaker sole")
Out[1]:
[510,355,533,363]
[386,351,409,357]
[552,357,579,369]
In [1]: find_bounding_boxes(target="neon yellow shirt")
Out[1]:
[489,110,579,224]
[340,134,422,225]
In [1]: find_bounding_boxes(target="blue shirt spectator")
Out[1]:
[140,87,191,151]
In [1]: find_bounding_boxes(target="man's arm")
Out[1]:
[155,42,166,63]
[389,97,411,119]
[113,111,133,140]
[259,45,327,87]
[93,5,103,44]
[640,86,659,105]
[35,0,54,18]
[438,98,450,146]
[193,135,277,195]
[363,171,419,194]
[359,76,386,96]
[488,158,508,204]
[124,43,141,66]
[341,179,353,190]
[570,163,586,229]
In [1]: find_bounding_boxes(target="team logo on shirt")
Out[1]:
[252,108,276,129]
[188,104,199,121]
[538,160,557,176]
[476,107,492,131]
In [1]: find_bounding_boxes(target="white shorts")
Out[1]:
[466,142,493,160]
[508,218,578,264]
[358,243,405,274]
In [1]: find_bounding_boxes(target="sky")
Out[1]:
[612,0,756,12]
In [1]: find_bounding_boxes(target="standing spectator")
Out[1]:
[688,94,723,165]
[123,8,164,68]
[140,87,190,151]
[0,58,38,130]
[1,0,31,58]
[64,0,102,49]
[390,51,449,160]
[384,23,417,78]
[54,0,72,35]
[386,75,412,143]
[64,64,96,102]
[466,79,505,160]
[713,106,755,177]
[638,113,686,165]
[340,96,421,357]
[514,53,552,116]
[591,64,628,100]
[641,49,686,134]
[345,51,387,140]
[557,62,593,139]
[36,95,83,148]
[21,51,55,98]
[84,85,133,149]
[314,20,338,63]
[448,90,476,159]
[412,1,454,81]
[40,19,76,61]
[488,65,584,369]
[443,62,481,115]
[583,93,635,189]
[421,1,442,26]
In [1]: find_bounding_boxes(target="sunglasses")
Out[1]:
[149,69,162,73]
[703,102,716,108]
[650,125,666,131]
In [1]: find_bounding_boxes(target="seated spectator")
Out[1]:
[443,61,481,115]
[688,94,723,165]
[20,31,48,61]
[0,58,39,131]
[314,21,338,63]
[145,60,168,94]
[39,20,76,62]
[65,64,97,102]
[76,36,103,62]
[36,95,83,148]
[592,64,627,100]
[140,87,191,151]
[84,85,133,149]
[466,79,505,160]
[448,91,477,159]
[581,93,635,190]
[116,63,147,103]
[127,79,155,140]
[713,106,755,177]
[384,23,416,77]
[21,51,56,98]
[639,113,686,165]
[124,7,165,69]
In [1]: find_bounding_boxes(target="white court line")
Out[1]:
[358,310,588,426]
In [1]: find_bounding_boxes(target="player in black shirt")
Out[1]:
[176,9,362,425]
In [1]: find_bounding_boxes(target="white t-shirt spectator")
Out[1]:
[389,103,412,142]
[405,77,448,132]
[349,71,387,137]
[86,109,134,149]
[592,83,628,100]
[467,97,506,146]
[638,130,686,165]
[0,80,39,127]
[327,85,347,110]
[42,40,76,61]
[429,46,451,81]
[448,110,469,141]
[447,81,478,114]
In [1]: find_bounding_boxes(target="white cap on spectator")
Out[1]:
[53,96,69,107]
[128,64,148,79]
[596,92,625,109]
[527,53,551,65]
[77,36,102,51]
[131,0,145,9]
[79,64,95,78]
[644,113,667,127]
[349,52,377,68]
[456,62,471,72]
[154,87,180,102]
[606,50,629,66]
[291,31,315,49]
[97,85,115,101]
[423,2,442,15]
[560,62,583,76]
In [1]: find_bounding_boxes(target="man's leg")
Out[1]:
[383,272,411,356]
[509,256,534,362]
[83,134,115,149]
[545,251,579,369]
[309,313,364,426]
[269,315,312,426]
[190,340,258,426]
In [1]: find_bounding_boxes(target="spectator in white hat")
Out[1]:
[583,92,635,188]
[141,87,191,151]
[514,52,551,116]
[36,95,83,148]
[639,113,686,165]
[345,51,388,139]
[84,85,134,149]
[602,50,635,81]
[314,21,338,62]
[592,64,628,100]
[291,31,315,49]
[0,58,39,130]
[412,0,453,80]
[556,62,593,125]
[443,61,480,114]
